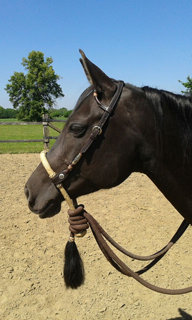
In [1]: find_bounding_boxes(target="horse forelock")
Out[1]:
[74,85,94,111]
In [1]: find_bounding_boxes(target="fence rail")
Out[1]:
[0,122,41,125]
[0,114,66,150]
[0,139,44,143]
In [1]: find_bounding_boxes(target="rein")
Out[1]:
[40,81,192,295]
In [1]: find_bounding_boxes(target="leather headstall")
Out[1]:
[51,81,124,186]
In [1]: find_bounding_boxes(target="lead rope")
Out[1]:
[40,151,192,294]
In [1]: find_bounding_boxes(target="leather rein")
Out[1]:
[40,81,192,295]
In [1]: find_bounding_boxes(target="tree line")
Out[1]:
[0,105,72,120]
[0,106,19,119]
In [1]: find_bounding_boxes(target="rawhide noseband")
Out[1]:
[40,81,192,295]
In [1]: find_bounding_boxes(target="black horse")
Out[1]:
[25,50,192,226]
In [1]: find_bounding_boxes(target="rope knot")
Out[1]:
[68,205,89,235]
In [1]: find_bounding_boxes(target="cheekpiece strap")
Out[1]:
[51,80,124,185]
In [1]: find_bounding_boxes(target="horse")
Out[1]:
[25,50,192,224]
[25,50,192,293]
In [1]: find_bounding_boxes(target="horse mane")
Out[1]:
[125,83,143,94]
[142,86,192,163]
[142,86,192,122]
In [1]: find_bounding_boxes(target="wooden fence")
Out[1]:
[0,114,66,150]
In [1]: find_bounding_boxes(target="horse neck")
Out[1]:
[142,97,192,224]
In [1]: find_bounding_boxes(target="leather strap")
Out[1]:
[52,81,124,185]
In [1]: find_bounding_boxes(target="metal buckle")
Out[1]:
[92,125,102,135]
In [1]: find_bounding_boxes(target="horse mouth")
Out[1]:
[37,201,61,219]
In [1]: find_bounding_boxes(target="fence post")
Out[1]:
[42,114,49,150]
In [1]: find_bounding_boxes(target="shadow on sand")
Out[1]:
[167,309,192,320]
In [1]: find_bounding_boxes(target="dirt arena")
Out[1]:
[1,153,192,320]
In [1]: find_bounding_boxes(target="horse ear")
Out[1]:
[79,49,116,99]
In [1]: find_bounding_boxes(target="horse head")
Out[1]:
[25,50,154,218]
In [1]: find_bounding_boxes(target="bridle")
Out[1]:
[46,80,125,186]
[40,80,124,235]
[40,80,192,295]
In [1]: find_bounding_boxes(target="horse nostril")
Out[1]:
[25,185,33,204]
[24,185,29,199]
[24,185,35,208]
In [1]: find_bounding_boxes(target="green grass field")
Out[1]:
[0,120,65,154]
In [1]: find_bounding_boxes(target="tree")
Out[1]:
[0,106,5,119]
[63,109,73,118]
[179,76,192,94]
[179,59,192,95]
[49,107,67,118]
[5,51,64,121]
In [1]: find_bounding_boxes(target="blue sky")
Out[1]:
[1,0,192,110]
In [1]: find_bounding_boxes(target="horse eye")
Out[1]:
[69,123,87,137]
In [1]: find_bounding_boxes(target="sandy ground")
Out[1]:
[1,153,192,320]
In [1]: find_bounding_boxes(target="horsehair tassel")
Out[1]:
[64,231,85,289]
[57,184,85,288]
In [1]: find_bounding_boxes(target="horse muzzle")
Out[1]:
[24,182,62,219]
